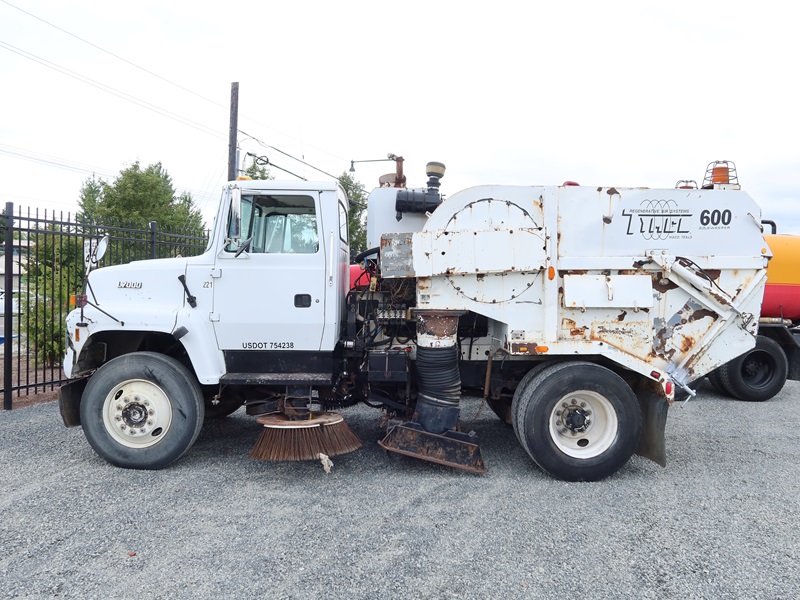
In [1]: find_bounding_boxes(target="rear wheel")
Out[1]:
[80,352,204,469]
[717,335,788,402]
[706,369,728,395]
[512,362,642,481]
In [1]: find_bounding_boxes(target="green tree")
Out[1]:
[338,172,367,257]
[22,225,84,366]
[78,161,203,231]
[77,174,103,220]
[243,156,273,180]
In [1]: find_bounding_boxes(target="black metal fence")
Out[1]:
[2,202,209,409]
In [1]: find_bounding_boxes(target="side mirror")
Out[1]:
[84,235,110,271]
[228,187,242,242]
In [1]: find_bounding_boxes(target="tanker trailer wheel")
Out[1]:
[79,352,205,469]
[512,362,642,482]
[717,335,788,402]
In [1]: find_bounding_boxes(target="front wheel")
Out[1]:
[512,362,642,482]
[80,352,205,469]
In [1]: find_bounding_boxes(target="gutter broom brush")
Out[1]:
[249,412,361,462]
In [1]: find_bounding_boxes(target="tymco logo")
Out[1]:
[622,199,693,241]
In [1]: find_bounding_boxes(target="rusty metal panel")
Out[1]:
[379,232,415,278]
[378,422,487,474]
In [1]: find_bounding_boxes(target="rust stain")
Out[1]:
[560,270,588,276]
[710,291,731,306]
[417,312,462,337]
[679,335,695,353]
[594,325,636,337]
[689,309,717,322]
[617,310,627,322]
[653,277,678,293]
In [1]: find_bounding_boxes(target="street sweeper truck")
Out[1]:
[59,160,770,481]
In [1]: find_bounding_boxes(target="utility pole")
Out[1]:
[227,82,239,181]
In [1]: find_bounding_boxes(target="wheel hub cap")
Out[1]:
[103,380,171,448]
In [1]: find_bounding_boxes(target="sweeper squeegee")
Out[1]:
[249,412,361,462]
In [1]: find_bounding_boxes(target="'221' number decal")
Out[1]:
[699,209,732,227]
[203,281,212,288]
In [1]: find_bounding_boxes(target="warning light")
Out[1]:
[703,160,739,188]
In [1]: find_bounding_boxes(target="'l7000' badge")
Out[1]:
[118,281,142,289]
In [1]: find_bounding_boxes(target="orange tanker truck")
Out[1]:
[706,219,799,401]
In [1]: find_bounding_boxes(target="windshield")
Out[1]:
[226,194,318,254]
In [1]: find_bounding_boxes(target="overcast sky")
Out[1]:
[1,0,798,232]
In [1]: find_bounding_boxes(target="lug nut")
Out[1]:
[580,402,587,408]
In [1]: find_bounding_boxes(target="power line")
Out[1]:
[0,143,117,178]
[239,130,342,180]
[1,142,220,211]
[2,0,348,164]
[1,2,359,200]
[0,39,226,140]
[0,0,228,113]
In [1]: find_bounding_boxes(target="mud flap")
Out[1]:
[635,392,669,467]
[58,377,89,427]
[378,422,487,474]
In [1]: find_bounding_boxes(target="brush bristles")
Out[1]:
[250,420,362,461]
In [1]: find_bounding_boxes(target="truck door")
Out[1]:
[210,190,328,354]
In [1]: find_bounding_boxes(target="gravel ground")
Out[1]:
[1,381,799,599]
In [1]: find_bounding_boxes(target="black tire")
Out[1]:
[511,362,556,447]
[717,335,788,402]
[513,362,642,482]
[80,352,205,469]
[706,369,728,395]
